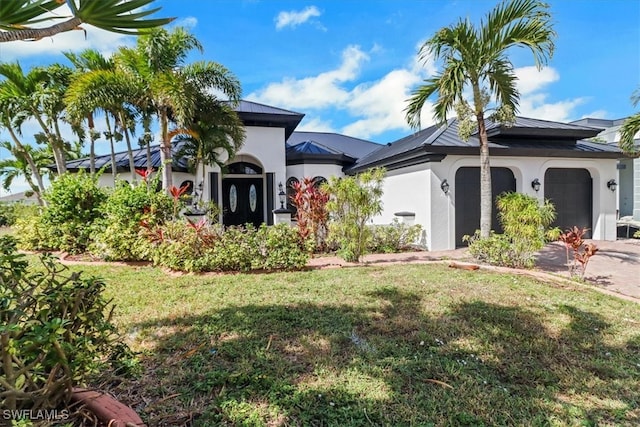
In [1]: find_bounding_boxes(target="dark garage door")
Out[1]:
[455,167,516,246]
[544,168,592,237]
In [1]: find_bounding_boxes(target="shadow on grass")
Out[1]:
[111,288,640,426]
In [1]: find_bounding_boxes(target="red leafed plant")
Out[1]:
[291,177,329,252]
[558,226,598,278]
[135,168,152,181]
[169,184,190,218]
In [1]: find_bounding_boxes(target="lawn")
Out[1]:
[63,261,640,426]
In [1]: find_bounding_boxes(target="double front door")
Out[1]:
[222,178,264,227]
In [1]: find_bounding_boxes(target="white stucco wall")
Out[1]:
[375,156,618,251]
[286,163,344,182]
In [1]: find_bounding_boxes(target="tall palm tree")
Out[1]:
[175,95,246,200]
[405,0,555,239]
[0,62,71,174]
[0,0,173,43]
[117,27,243,191]
[65,53,139,181]
[0,107,47,199]
[0,141,50,205]
[619,88,640,154]
[64,49,113,175]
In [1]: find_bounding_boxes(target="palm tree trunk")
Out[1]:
[32,113,66,175]
[476,111,492,239]
[119,112,137,182]
[159,108,172,190]
[6,126,46,198]
[87,114,96,175]
[105,115,118,182]
[0,17,83,43]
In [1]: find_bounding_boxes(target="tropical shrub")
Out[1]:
[36,172,107,254]
[291,177,329,251]
[368,220,423,253]
[91,179,173,261]
[0,236,124,412]
[0,202,17,226]
[325,168,385,262]
[147,222,308,273]
[465,192,557,268]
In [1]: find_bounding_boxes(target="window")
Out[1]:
[312,176,327,188]
[227,162,262,175]
[286,177,299,216]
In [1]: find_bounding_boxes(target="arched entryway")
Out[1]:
[222,161,264,227]
[544,168,593,237]
[455,167,516,246]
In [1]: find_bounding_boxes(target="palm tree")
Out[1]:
[619,88,640,154]
[0,141,51,205]
[0,107,47,199]
[175,95,246,201]
[0,62,71,174]
[64,52,140,181]
[0,0,173,43]
[405,0,555,239]
[117,27,243,191]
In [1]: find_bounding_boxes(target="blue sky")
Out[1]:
[1,0,639,194]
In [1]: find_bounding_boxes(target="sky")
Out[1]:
[0,0,639,195]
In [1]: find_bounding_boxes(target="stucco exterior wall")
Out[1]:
[375,155,618,251]
[286,164,344,182]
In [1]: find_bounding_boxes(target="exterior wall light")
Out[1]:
[531,178,541,192]
[607,179,617,192]
[440,179,450,194]
[278,182,286,208]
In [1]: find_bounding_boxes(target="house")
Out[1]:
[570,118,640,227]
[61,100,622,251]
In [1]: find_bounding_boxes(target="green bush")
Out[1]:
[325,168,385,262]
[465,192,556,268]
[148,222,308,273]
[0,202,17,226]
[91,180,173,261]
[13,213,56,252]
[38,172,107,254]
[368,220,423,253]
[0,236,123,411]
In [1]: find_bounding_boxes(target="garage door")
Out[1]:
[544,168,592,238]
[455,167,516,246]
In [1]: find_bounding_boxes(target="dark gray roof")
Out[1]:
[349,117,623,173]
[235,100,304,139]
[64,140,191,173]
[570,117,628,129]
[483,116,600,139]
[286,131,381,158]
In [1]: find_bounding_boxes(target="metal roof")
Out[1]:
[64,140,191,173]
[234,100,304,139]
[348,117,623,173]
[286,131,381,158]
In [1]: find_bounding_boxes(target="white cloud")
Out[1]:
[275,6,321,30]
[343,69,428,138]
[173,16,198,29]
[248,45,369,110]
[248,43,439,140]
[514,66,559,95]
[296,117,336,133]
[517,93,586,122]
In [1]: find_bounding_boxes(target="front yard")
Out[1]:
[67,261,640,426]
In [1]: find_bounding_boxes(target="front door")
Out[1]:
[222,178,264,227]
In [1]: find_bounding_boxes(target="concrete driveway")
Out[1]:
[535,239,640,299]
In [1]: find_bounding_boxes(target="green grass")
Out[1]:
[62,261,640,426]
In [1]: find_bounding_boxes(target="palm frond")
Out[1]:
[619,113,640,154]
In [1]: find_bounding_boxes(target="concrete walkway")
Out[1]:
[309,239,640,302]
